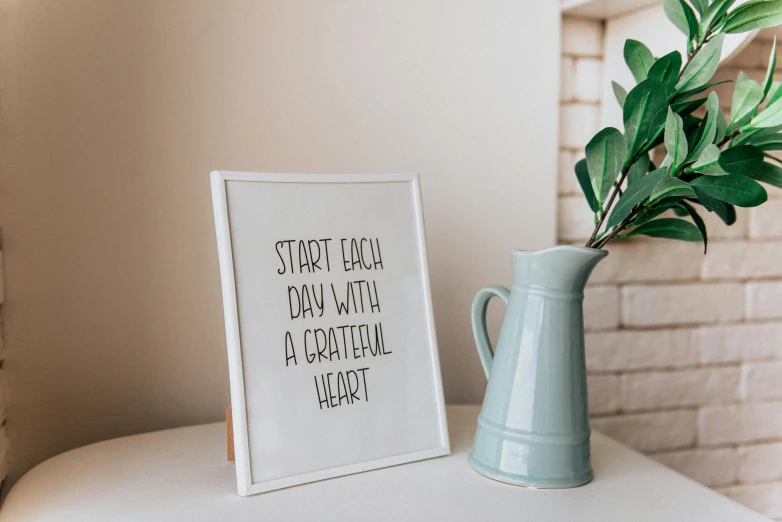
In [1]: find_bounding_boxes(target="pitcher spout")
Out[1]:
[511,245,608,293]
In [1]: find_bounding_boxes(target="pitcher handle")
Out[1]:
[471,285,510,380]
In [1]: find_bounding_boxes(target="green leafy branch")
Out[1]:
[579,0,782,251]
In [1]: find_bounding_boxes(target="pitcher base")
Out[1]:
[468,452,593,489]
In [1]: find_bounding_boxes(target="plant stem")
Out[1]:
[717,128,740,148]
[681,37,708,79]
[594,206,644,249]
[585,165,631,247]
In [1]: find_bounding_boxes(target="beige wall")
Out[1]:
[0,1,560,485]
[561,18,782,521]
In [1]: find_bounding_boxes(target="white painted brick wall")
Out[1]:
[718,483,782,520]
[0,251,4,306]
[699,402,782,446]
[558,195,596,242]
[561,18,603,57]
[652,448,740,487]
[584,285,620,331]
[586,328,698,372]
[756,25,782,42]
[560,103,601,149]
[591,410,697,452]
[590,240,703,284]
[737,43,766,68]
[622,283,743,327]
[560,55,575,103]
[702,242,782,280]
[620,367,739,411]
[561,55,602,103]
[0,425,7,491]
[558,20,782,517]
[587,374,620,414]
[0,249,6,494]
[701,206,749,239]
[746,282,782,320]
[573,58,602,103]
[0,370,6,428]
[698,323,782,363]
[750,200,782,238]
[558,150,583,196]
[739,442,782,483]
[742,361,782,400]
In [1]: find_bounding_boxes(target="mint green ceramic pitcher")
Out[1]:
[468,246,607,488]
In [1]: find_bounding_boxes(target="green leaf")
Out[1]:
[683,0,700,39]
[586,127,626,205]
[686,119,706,156]
[748,94,782,128]
[634,198,686,224]
[749,161,782,188]
[702,0,738,32]
[691,0,708,15]
[606,167,670,228]
[648,52,684,94]
[650,107,671,147]
[650,178,696,202]
[731,71,764,125]
[625,217,704,242]
[693,186,717,210]
[755,139,782,151]
[724,0,782,33]
[664,108,689,171]
[612,81,627,108]
[745,129,782,150]
[691,174,768,206]
[719,145,764,175]
[672,97,707,117]
[717,202,738,225]
[731,126,764,146]
[693,186,737,224]
[688,144,729,175]
[661,115,701,157]
[763,38,778,98]
[627,153,651,185]
[665,0,698,38]
[676,34,725,92]
[768,81,782,106]
[575,159,600,212]
[680,201,709,252]
[673,80,731,103]
[733,125,782,147]
[690,92,720,161]
[715,106,729,143]
[673,205,690,217]
[624,39,655,83]
[624,78,669,157]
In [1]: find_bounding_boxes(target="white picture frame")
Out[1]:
[210,171,449,496]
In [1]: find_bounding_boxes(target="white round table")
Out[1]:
[0,405,769,521]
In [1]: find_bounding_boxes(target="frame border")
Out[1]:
[210,171,450,496]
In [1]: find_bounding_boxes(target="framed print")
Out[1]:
[210,171,449,496]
